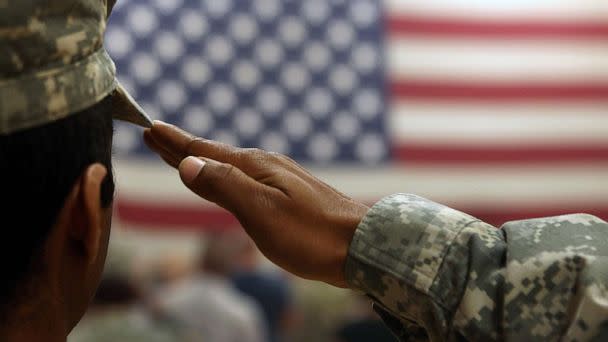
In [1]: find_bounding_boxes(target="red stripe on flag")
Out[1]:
[390,81,608,101]
[116,199,608,230]
[116,201,239,231]
[388,16,608,39]
[393,144,608,163]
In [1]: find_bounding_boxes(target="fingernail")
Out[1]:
[179,157,206,184]
[153,120,167,127]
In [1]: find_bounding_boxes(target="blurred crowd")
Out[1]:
[68,228,396,342]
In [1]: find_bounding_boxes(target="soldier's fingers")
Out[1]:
[149,122,289,178]
[149,121,240,165]
[178,156,284,219]
[143,129,181,168]
[160,154,180,169]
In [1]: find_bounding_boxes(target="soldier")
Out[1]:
[0,1,152,341]
[145,122,608,341]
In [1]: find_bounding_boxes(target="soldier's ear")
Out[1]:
[65,163,108,265]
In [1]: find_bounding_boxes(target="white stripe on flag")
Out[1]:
[386,0,608,22]
[390,102,608,146]
[388,38,608,83]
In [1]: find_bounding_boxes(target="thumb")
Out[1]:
[178,156,262,215]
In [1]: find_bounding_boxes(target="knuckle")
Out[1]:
[185,137,205,156]
[267,152,298,170]
[267,151,288,164]
[277,153,297,165]
[266,151,282,159]
[216,162,236,180]
[251,148,267,159]
[241,148,267,163]
[204,162,237,193]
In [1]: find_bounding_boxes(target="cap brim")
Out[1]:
[111,82,153,128]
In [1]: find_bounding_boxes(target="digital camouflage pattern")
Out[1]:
[346,194,608,341]
[0,0,151,135]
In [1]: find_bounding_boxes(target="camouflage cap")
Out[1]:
[0,0,152,135]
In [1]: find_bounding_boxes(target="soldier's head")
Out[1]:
[0,0,150,336]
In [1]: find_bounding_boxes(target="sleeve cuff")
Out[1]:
[345,193,480,303]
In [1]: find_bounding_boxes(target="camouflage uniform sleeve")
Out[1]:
[345,194,608,341]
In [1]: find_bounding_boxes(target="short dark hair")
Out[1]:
[0,96,115,304]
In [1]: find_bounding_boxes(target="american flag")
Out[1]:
[108,0,608,231]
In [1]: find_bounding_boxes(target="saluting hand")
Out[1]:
[144,121,369,287]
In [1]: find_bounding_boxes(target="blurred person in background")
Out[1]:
[0,1,152,341]
[149,253,193,292]
[144,122,608,341]
[69,241,179,341]
[232,271,296,342]
[228,228,298,342]
[68,275,178,342]
[153,231,265,342]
